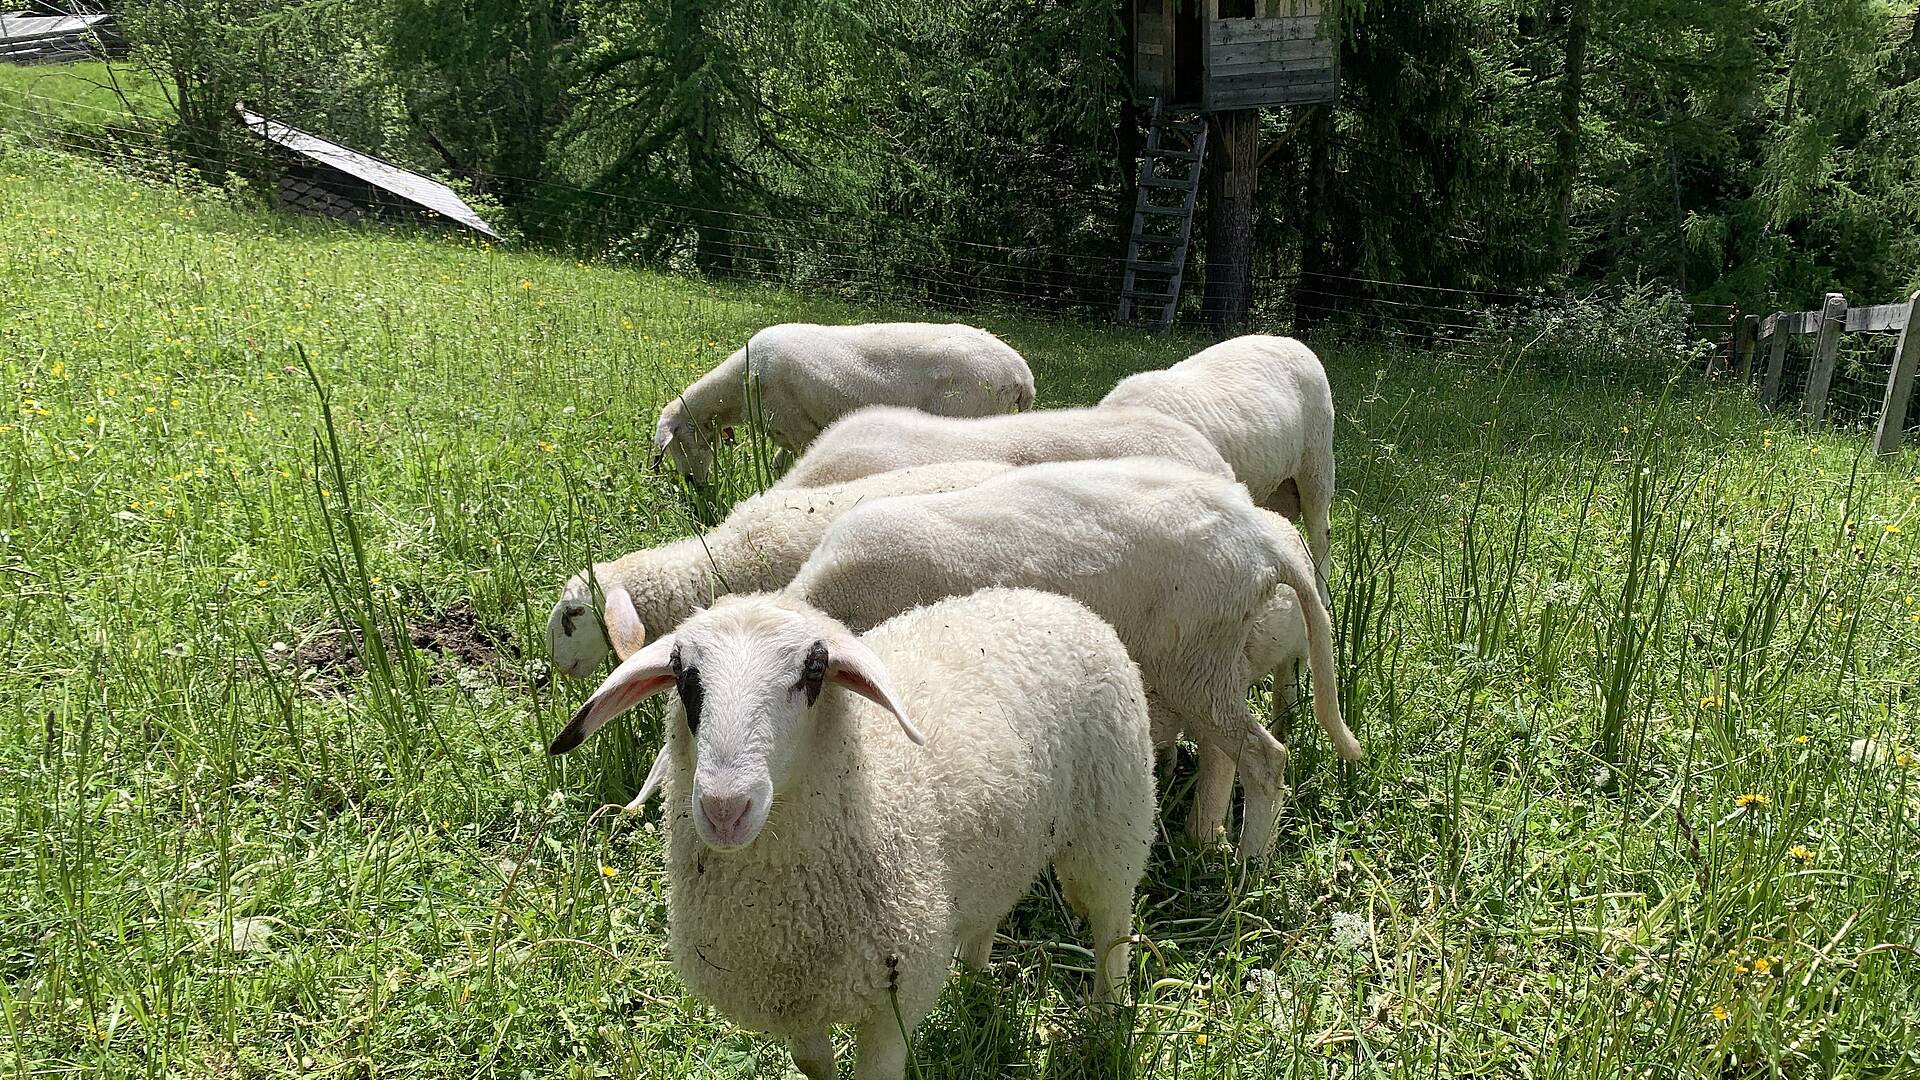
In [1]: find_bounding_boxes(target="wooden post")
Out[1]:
[1735,314,1760,381]
[1803,292,1848,425]
[1761,312,1790,407]
[1874,290,1920,457]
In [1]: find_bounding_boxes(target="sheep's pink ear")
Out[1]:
[550,633,677,754]
[603,587,648,660]
[824,633,923,745]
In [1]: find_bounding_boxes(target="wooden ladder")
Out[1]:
[1116,100,1207,331]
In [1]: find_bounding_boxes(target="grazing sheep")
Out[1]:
[1102,335,1336,583]
[654,322,1035,485]
[545,460,1013,679]
[773,403,1233,490]
[785,457,1359,860]
[549,588,1155,1080]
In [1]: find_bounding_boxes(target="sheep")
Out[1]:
[654,322,1036,485]
[773,403,1234,490]
[784,456,1360,861]
[549,588,1155,1080]
[545,459,1014,679]
[1101,334,1337,585]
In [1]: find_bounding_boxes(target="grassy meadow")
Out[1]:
[3,112,1920,1077]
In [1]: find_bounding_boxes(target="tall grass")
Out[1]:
[1,138,1917,1078]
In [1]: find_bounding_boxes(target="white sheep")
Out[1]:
[1102,335,1337,583]
[655,322,1035,485]
[785,456,1360,861]
[549,588,1155,1080]
[546,460,1013,679]
[772,403,1233,490]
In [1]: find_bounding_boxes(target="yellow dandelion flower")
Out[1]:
[1887,525,1902,535]
[1751,957,1771,975]
[1897,751,1918,768]
[1699,695,1721,709]
[520,279,534,289]
[370,576,383,585]
[82,415,94,424]
[1620,425,1630,434]
[1794,735,1809,745]
[1789,845,1814,863]
[1735,793,1769,809]
[538,441,556,453]
[1710,1004,1729,1022]
[50,361,65,376]
[600,865,619,878]
[144,406,156,414]
[1734,964,1748,975]
[171,398,181,407]
[1193,1033,1208,1047]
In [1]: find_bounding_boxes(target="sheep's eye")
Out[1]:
[669,646,683,676]
[800,641,829,706]
[670,647,703,734]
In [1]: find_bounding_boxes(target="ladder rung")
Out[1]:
[1123,288,1177,302]
[1141,175,1197,190]
[1135,203,1185,216]
[1132,231,1182,246]
[1147,147,1202,163]
[1162,118,1205,133]
[1127,262,1181,277]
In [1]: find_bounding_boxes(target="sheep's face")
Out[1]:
[654,414,714,486]
[546,595,611,679]
[546,595,923,851]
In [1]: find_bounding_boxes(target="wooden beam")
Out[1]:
[1761,312,1790,407]
[1873,290,1920,457]
[1735,314,1760,381]
[1803,292,1848,426]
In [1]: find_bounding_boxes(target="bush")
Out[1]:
[1479,281,1716,385]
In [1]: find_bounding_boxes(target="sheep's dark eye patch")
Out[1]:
[800,641,829,706]
[671,646,704,734]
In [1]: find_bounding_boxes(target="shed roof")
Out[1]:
[0,12,111,42]
[235,105,501,240]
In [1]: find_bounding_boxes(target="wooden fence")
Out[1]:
[1728,289,1920,457]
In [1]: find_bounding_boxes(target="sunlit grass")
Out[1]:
[1,136,1917,1078]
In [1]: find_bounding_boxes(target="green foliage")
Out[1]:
[5,136,1920,1078]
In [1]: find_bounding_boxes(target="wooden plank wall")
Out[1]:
[1204,14,1337,109]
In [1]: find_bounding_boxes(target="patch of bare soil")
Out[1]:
[269,600,529,695]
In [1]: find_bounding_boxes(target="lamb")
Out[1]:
[549,588,1155,1080]
[545,460,1013,679]
[654,322,1036,485]
[1101,334,1337,584]
[784,456,1361,860]
[773,403,1233,490]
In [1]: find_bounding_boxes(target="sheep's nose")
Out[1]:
[699,794,752,841]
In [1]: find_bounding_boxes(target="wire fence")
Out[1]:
[0,85,1738,371]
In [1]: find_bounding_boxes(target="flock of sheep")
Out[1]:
[543,321,1361,1079]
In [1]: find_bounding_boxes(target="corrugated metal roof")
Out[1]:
[235,106,501,240]
[0,12,110,42]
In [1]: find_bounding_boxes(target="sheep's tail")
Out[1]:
[1270,525,1363,761]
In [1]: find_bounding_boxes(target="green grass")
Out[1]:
[3,130,1919,1079]
[0,60,169,141]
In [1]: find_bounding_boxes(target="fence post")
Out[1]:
[1803,292,1849,425]
[1733,313,1758,380]
[1761,311,1790,407]
[1873,290,1920,456]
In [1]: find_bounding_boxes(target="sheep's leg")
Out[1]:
[1232,719,1290,863]
[957,928,994,971]
[1057,853,1142,1004]
[1188,742,1237,845]
[852,1009,920,1080]
[790,1029,835,1080]
[1292,468,1336,601]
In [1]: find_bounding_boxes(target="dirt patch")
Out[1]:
[271,600,529,695]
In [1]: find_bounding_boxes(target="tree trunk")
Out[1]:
[1550,0,1590,270]
[667,0,731,275]
[1203,108,1259,335]
[1296,101,1336,331]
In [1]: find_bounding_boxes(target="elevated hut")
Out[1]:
[1117,0,1339,331]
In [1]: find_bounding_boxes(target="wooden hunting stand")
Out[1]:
[1118,0,1340,332]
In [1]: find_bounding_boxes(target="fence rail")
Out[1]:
[1734,290,1920,456]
